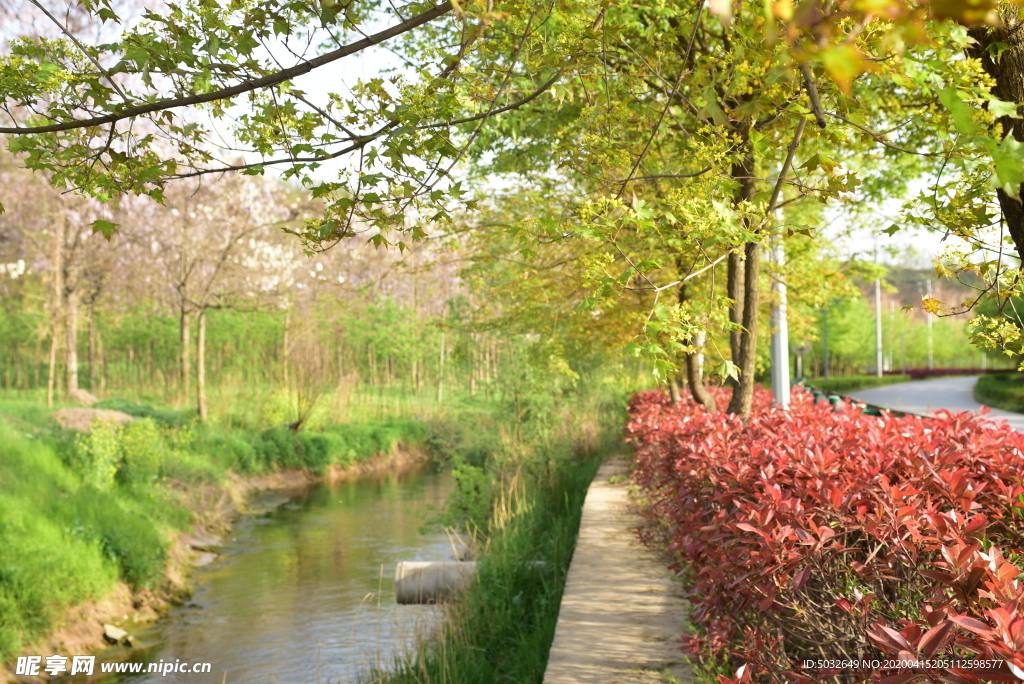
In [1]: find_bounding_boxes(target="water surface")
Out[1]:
[101,467,454,684]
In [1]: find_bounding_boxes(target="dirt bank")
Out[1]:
[4,442,431,683]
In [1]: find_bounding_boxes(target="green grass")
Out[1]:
[0,394,438,664]
[974,372,1024,413]
[367,442,611,684]
[0,421,188,661]
[804,374,911,394]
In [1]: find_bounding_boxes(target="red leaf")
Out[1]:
[918,620,954,656]
[948,614,997,639]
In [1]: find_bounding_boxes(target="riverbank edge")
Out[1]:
[3,442,431,683]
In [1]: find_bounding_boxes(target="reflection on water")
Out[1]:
[100,467,453,684]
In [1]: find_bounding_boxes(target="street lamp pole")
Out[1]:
[770,234,790,408]
[875,278,883,377]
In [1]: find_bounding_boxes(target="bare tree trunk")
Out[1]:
[436,332,446,403]
[47,219,65,408]
[88,306,97,391]
[65,288,79,395]
[197,307,208,421]
[282,308,290,387]
[180,307,191,404]
[727,129,758,417]
[469,337,477,397]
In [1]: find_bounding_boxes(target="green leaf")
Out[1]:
[989,98,1020,119]
[938,87,981,135]
[987,41,1011,63]
[698,87,729,126]
[800,153,840,174]
[712,360,739,381]
[91,220,118,240]
[881,224,900,236]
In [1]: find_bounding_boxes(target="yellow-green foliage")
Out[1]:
[75,419,121,490]
[118,418,165,485]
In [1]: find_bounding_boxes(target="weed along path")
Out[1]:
[543,459,690,684]
[848,375,1024,431]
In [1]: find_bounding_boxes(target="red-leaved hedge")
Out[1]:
[627,386,1024,684]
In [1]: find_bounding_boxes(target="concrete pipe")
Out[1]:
[395,561,477,604]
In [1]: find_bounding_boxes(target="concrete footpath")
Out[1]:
[543,459,691,684]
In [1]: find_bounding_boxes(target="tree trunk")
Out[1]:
[65,288,79,394]
[436,332,446,403]
[97,324,107,392]
[727,251,744,376]
[46,218,65,408]
[728,241,761,416]
[727,128,758,416]
[180,307,191,404]
[197,307,208,421]
[88,306,98,391]
[677,279,718,412]
[969,14,1024,262]
[668,377,682,404]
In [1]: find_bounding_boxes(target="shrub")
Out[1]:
[194,430,261,473]
[974,372,1024,413]
[295,433,332,474]
[627,386,1024,683]
[117,418,164,485]
[75,419,121,490]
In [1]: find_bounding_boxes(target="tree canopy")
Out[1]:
[7,0,1024,414]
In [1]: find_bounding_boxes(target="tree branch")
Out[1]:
[0,2,453,135]
[800,63,827,129]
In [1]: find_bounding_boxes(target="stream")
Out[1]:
[87,466,454,684]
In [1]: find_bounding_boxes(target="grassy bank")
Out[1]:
[804,374,910,394]
[974,372,1024,413]
[0,395,433,664]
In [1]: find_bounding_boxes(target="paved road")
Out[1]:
[543,459,691,684]
[848,376,1024,432]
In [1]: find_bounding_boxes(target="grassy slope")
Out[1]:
[0,395,432,663]
[974,372,1024,413]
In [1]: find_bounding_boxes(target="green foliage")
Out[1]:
[75,420,121,491]
[117,418,165,485]
[437,458,494,534]
[974,372,1024,413]
[806,374,911,394]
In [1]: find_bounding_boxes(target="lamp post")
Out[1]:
[770,234,790,408]
[874,278,883,377]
